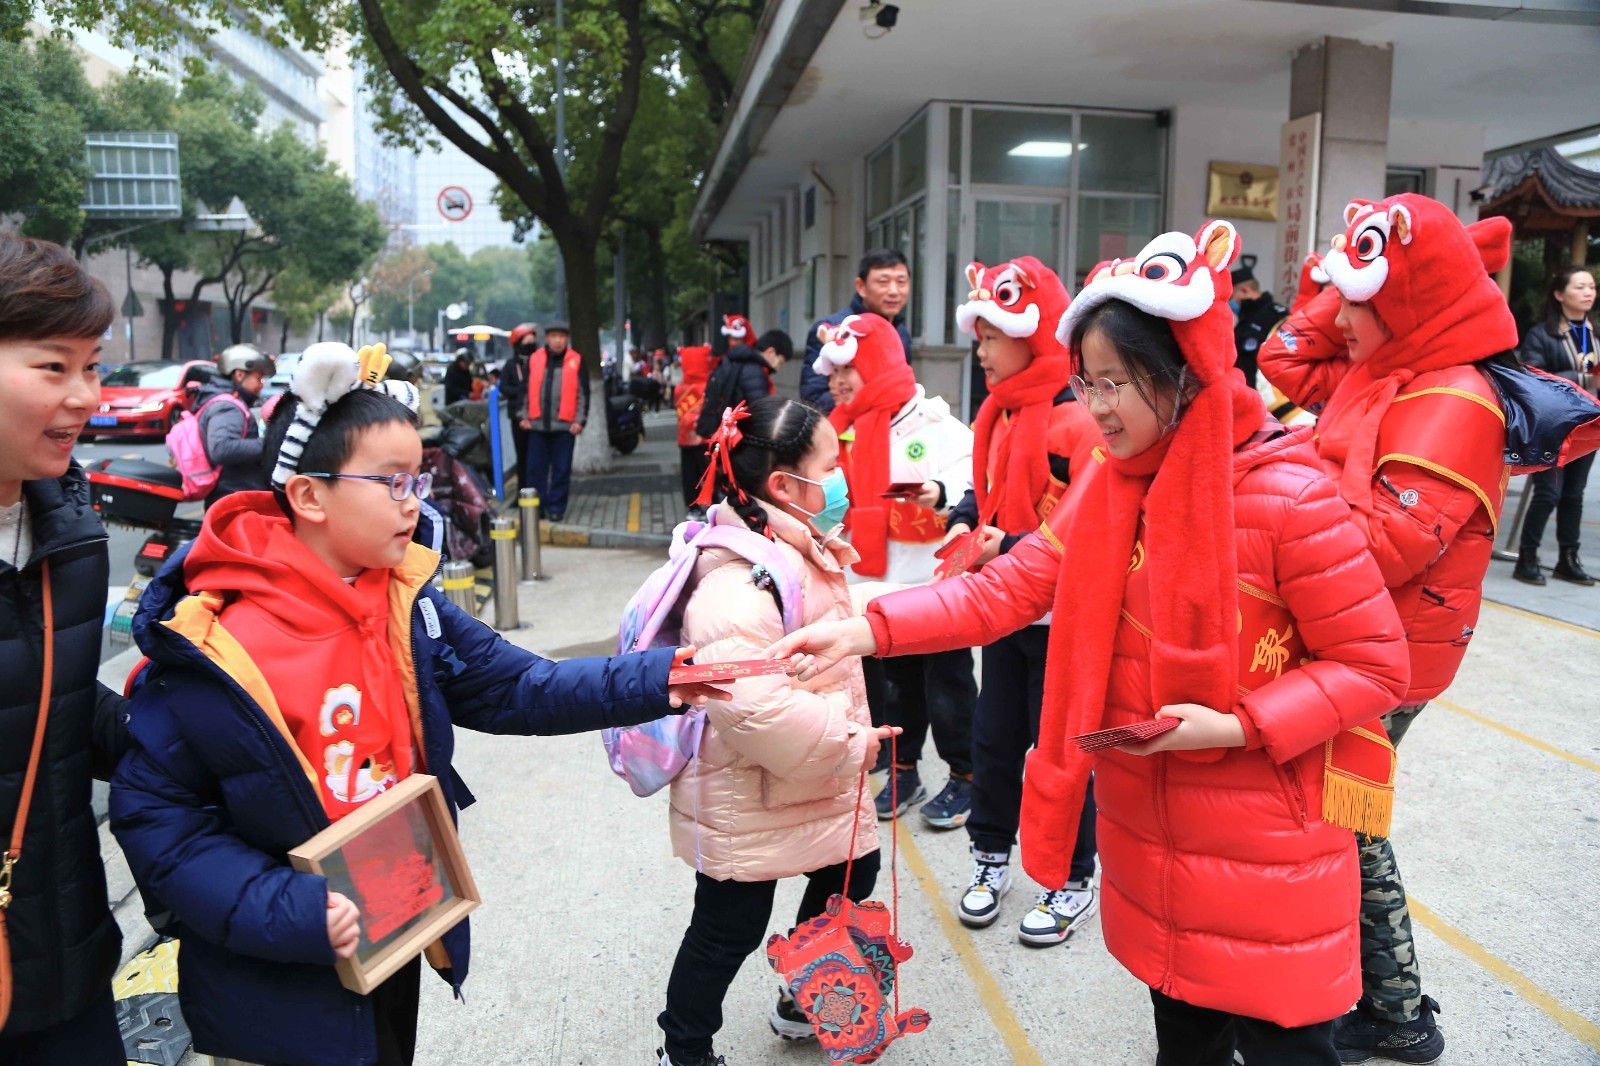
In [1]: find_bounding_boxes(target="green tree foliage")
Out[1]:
[368,241,555,344]
[0,36,96,242]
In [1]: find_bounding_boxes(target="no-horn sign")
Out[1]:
[437,186,472,222]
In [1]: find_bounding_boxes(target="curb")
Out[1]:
[537,522,670,550]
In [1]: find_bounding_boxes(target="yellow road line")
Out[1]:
[1482,598,1600,640]
[1409,897,1600,1055]
[627,492,641,533]
[1433,698,1600,774]
[895,825,1046,1065]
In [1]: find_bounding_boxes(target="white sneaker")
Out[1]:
[957,850,1012,927]
[768,986,815,1041]
[1017,878,1098,946]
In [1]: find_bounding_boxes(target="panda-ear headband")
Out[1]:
[270,341,422,490]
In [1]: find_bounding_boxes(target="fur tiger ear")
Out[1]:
[1011,261,1036,289]
[965,263,983,290]
[1197,220,1240,271]
[1344,201,1368,228]
[1389,203,1413,245]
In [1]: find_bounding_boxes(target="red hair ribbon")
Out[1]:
[695,401,751,507]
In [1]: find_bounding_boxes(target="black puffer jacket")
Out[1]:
[695,346,774,438]
[0,465,129,1035]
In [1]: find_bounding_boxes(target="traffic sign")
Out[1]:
[437,186,473,222]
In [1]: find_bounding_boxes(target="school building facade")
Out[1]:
[691,0,1598,413]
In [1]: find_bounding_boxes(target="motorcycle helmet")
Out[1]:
[217,342,276,379]
[509,322,539,352]
[386,350,422,382]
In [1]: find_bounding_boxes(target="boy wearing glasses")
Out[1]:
[109,343,723,1066]
[942,258,1103,945]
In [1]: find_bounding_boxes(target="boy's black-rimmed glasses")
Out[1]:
[300,471,434,502]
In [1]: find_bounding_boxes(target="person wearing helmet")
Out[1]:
[502,323,539,483]
[197,342,275,508]
[444,347,476,406]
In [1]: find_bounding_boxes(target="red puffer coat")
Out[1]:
[864,427,1408,1027]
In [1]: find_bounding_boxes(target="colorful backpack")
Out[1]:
[604,511,804,797]
[166,393,251,501]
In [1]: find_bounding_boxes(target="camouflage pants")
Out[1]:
[1356,702,1428,1023]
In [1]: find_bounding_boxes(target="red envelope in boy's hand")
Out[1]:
[934,529,987,580]
[1073,717,1180,753]
[669,659,796,685]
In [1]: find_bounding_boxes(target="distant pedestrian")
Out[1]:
[0,232,130,1066]
[502,323,539,486]
[1229,254,1287,390]
[522,321,589,523]
[1515,266,1598,586]
[803,250,912,413]
[443,347,474,405]
[197,342,276,508]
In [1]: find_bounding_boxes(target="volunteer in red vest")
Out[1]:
[1258,194,1515,1064]
[521,320,589,523]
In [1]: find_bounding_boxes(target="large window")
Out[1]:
[867,102,1166,346]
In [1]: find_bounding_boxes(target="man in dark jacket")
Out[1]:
[501,323,539,488]
[0,232,129,1064]
[443,347,475,406]
[803,249,912,412]
[522,322,590,522]
[1230,254,1288,390]
[198,342,275,508]
[695,329,793,439]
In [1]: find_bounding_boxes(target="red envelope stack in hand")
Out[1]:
[933,529,987,581]
[1073,717,1180,753]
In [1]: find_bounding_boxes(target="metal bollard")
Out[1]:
[519,488,547,581]
[441,559,476,616]
[490,516,520,630]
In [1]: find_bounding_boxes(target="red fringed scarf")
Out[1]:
[970,351,1071,532]
[1019,318,1267,889]
[528,347,583,423]
[831,367,918,576]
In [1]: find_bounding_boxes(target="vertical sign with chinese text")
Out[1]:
[1275,113,1321,305]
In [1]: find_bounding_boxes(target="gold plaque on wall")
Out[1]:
[1206,161,1279,222]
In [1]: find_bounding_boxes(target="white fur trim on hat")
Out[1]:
[955,299,1040,339]
[811,314,867,377]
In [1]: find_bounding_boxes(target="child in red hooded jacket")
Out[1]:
[942,256,1103,946]
[774,222,1410,1063]
[1257,195,1518,1063]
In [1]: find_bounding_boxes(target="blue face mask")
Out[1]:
[1227,299,1242,315]
[788,468,851,532]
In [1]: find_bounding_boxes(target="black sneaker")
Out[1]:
[656,1048,726,1066]
[1334,996,1444,1064]
[875,767,926,820]
[769,988,815,1041]
[920,776,972,829]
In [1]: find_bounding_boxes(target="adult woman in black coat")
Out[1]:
[0,234,130,1065]
[1515,266,1599,586]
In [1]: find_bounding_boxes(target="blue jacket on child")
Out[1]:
[110,505,676,1066]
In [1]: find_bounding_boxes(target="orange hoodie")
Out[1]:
[182,492,419,820]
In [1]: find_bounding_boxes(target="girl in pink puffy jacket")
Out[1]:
[772,223,1411,1064]
[656,395,898,1066]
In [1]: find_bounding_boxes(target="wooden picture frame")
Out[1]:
[289,774,479,994]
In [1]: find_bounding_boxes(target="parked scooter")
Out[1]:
[85,457,204,652]
[605,365,644,455]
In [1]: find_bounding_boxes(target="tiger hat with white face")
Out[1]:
[955,256,1071,360]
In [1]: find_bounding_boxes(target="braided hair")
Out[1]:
[718,396,825,537]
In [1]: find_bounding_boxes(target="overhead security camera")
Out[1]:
[859,2,899,31]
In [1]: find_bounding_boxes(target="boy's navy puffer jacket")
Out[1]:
[111,519,676,1066]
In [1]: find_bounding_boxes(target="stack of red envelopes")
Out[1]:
[1073,717,1180,753]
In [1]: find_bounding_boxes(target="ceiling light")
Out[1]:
[1008,141,1079,158]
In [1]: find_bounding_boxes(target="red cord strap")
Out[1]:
[694,401,752,508]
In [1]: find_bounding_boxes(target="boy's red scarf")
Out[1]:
[1020,306,1267,890]
[971,352,1071,532]
[528,347,583,423]
[831,366,918,576]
